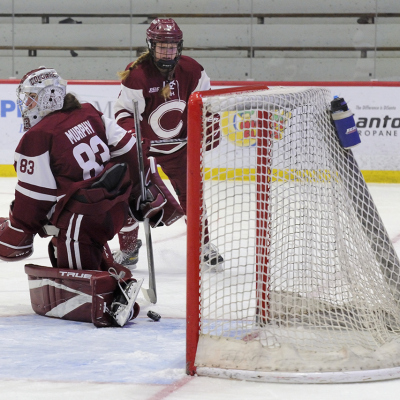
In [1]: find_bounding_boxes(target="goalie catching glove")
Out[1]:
[0,209,34,262]
[130,156,184,227]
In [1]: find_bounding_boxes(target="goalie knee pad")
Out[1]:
[25,264,141,327]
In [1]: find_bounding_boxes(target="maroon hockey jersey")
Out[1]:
[114,55,211,156]
[12,103,137,234]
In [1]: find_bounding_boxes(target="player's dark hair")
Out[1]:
[61,93,82,111]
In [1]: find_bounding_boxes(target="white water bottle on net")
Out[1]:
[186,85,400,383]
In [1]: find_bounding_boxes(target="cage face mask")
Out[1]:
[16,67,67,131]
[146,18,183,70]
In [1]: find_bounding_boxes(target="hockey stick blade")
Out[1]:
[141,286,157,303]
[142,219,157,303]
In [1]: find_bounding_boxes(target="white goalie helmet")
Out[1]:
[16,67,67,131]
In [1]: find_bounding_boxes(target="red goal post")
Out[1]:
[186,84,270,376]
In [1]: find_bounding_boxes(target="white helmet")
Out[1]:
[16,67,67,131]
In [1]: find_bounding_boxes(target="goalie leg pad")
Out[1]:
[24,264,140,327]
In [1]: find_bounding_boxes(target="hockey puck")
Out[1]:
[147,310,161,321]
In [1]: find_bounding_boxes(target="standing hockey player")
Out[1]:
[113,17,223,271]
[0,67,183,327]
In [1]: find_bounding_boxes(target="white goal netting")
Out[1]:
[189,86,400,383]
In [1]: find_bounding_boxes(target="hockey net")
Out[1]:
[186,85,400,383]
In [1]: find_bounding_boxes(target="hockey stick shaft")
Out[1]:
[133,100,157,304]
[133,101,147,201]
[150,138,187,145]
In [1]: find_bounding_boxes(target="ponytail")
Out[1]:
[117,50,175,102]
[117,51,152,82]
[159,84,171,100]
[62,93,81,111]
[158,69,175,100]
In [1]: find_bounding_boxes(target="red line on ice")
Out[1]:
[146,376,193,400]
[392,233,400,244]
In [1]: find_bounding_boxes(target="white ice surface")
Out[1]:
[0,178,400,400]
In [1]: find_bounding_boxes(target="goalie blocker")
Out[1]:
[25,264,142,327]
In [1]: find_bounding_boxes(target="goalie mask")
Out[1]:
[146,18,183,70]
[16,67,67,131]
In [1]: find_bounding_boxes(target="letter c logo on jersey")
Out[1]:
[149,100,186,139]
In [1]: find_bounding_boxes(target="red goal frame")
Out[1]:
[186,84,270,376]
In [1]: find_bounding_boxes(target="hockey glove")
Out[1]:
[130,157,184,227]
[0,217,34,262]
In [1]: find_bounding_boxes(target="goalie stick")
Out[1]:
[133,100,157,304]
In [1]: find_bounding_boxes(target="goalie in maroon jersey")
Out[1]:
[0,67,183,327]
[113,17,223,271]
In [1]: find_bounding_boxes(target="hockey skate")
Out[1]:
[203,242,224,273]
[112,239,142,269]
[111,278,144,327]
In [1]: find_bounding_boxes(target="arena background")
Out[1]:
[2,0,400,182]
[2,2,400,398]
[1,80,400,182]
